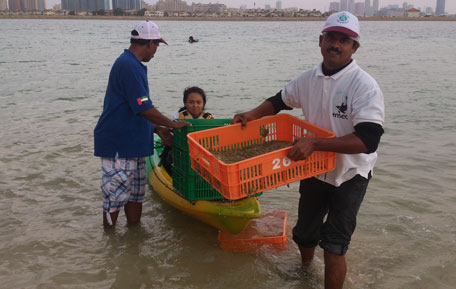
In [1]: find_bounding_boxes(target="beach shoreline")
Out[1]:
[1,14,455,21]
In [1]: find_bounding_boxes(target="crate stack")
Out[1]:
[171,119,233,201]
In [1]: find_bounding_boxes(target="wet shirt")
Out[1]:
[94,49,155,158]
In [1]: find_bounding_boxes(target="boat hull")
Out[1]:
[145,149,261,234]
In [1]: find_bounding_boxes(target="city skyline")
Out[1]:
[43,0,455,13]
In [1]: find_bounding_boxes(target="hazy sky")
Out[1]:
[46,0,456,14]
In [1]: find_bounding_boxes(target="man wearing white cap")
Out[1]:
[233,11,384,289]
[94,21,189,228]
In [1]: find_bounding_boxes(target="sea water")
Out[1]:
[1,19,455,288]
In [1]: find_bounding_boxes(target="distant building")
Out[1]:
[435,0,445,15]
[7,0,46,11]
[112,0,141,11]
[405,7,420,17]
[145,10,163,16]
[265,4,270,10]
[0,0,7,10]
[364,0,371,16]
[104,0,112,10]
[354,2,365,15]
[155,0,189,12]
[39,0,45,10]
[329,1,340,12]
[275,0,281,9]
[377,7,404,17]
[348,0,354,13]
[191,2,225,13]
[372,0,379,14]
[340,0,347,11]
[62,0,113,11]
[8,0,19,10]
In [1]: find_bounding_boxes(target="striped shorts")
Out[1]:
[100,155,146,213]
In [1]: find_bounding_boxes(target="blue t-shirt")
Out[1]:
[94,49,155,158]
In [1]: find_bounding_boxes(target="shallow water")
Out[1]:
[1,19,455,288]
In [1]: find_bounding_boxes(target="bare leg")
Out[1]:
[324,250,346,289]
[103,210,119,228]
[298,245,316,267]
[124,201,142,225]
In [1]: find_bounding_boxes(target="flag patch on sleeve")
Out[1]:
[136,96,149,105]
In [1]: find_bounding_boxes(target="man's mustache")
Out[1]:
[327,47,341,54]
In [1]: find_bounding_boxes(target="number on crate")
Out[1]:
[272,157,292,170]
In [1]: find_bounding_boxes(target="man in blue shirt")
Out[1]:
[94,21,189,228]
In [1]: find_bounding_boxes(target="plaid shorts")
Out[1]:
[100,155,146,213]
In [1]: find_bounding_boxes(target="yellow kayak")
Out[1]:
[145,147,261,234]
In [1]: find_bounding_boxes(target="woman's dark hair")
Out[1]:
[130,30,151,45]
[178,86,206,112]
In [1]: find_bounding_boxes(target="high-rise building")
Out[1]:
[112,0,140,10]
[38,0,45,10]
[104,0,112,10]
[340,0,347,11]
[348,0,355,13]
[62,0,113,11]
[354,2,364,15]
[373,0,379,14]
[435,0,445,15]
[364,0,371,15]
[8,0,20,10]
[276,0,281,9]
[0,0,7,10]
[329,1,340,12]
[7,0,46,10]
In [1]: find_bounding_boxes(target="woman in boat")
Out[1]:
[160,86,213,174]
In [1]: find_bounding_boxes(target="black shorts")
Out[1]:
[292,173,370,256]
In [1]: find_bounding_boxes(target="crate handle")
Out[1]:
[201,155,211,168]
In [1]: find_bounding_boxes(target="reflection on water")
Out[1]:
[1,19,456,288]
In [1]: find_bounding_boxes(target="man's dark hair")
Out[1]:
[130,30,151,45]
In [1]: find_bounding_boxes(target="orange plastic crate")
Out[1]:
[218,211,287,252]
[187,114,336,200]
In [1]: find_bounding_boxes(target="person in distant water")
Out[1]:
[160,86,213,174]
[93,21,189,228]
[188,36,198,43]
[232,11,384,289]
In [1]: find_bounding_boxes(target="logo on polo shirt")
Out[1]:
[332,92,348,120]
[136,96,149,105]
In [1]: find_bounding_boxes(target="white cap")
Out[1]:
[322,11,360,41]
[131,21,168,45]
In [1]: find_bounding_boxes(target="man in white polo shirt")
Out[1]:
[233,11,385,289]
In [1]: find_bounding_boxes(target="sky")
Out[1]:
[45,0,456,14]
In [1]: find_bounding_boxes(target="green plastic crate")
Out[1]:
[172,119,232,201]
[173,119,232,153]
[173,166,227,201]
